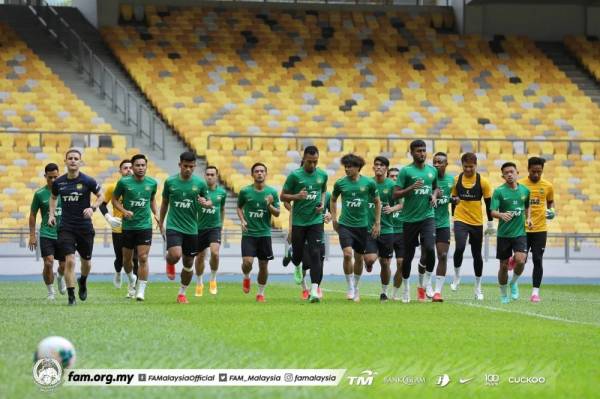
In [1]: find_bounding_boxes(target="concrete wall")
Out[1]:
[96,0,450,27]
[73,0,97,27]
[465,3,595,40]
[451,0,465,34]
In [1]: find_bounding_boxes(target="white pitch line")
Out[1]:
[322,288,600,328]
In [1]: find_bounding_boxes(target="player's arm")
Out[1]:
[525,192,533,229]
[330,190,339,232]
[111,182,132,219]
[490,191,511,222]
[28,195,38,251]
[482,179,495,233]
[546,185,556,219]
[236,191,248,232]
[450,180,459,214]
[315,190,327,214]
[393,171,422,199]
[371,195,381,238]
[150,192,160,226]
[48,192,58,227]
[266,193,280,217]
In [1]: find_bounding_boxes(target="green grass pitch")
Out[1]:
[1,280,599,399]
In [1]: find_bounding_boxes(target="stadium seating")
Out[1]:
[101,6,600,233]
[0,24,181,234]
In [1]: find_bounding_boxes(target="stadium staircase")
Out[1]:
[537,41,600,107]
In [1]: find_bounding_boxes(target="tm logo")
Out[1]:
[249,210,265,218]
[414,187,430,196]
[174,199,193,208]
[346,199,363,208]
[129,199,148,207]
[62,192,82,202]
[347,370,377,386]
[306,192,318,200]
[202,207,216,214]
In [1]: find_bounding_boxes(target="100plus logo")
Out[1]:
[347,370,377,386]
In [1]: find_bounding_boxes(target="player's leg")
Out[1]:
[529,232,546,302]
[208,240,221,295]
[135,244,151,301]
[42,254,56,300]
[51,238,66,295]
[401,222,419,303]
[378,235,393,301]
[176,234,198,303]
[255,237,274,302]
[111,232,124,288]
[194,248,207,297]
[165,230,183,280]
[352,249,364,302]
[496,237,511,304]
[417,219,436,302]
[452,221,469,290]
[75,232,94,302]
[433,228,450,302]
[132,248,139,276]
[470,225,485,300]
[509,237,528,301]
[305,224,324,302]
[300,246,311,299]
[364,236,378,274]
[58,230,77,305]
[194,230,209,297]
[283,227,293,267]
[241,236,257,294]
[291,226,308,285]
[122,230,138,298]
[338,225,356,299]
[392,233,404,300]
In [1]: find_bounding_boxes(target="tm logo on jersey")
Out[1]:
[62,192,83,202]
[306,192,318,200]
[202,207,216,214]
[346,199,363,208]
[506,209,523,217]
[174,199,193,208]
[248,210,265,218]
[129,198,148,208]
[414,187,431,196]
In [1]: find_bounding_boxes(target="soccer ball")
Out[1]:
[34,336,76,369]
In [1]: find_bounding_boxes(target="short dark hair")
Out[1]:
[501,162,517,172]
[205,165,219,174]
[434,152,447,158]
[461,152,477,164]
[180,151,196,163]
[303,146,319,156]
[65,148,81,159]
[340,153,365,170]
[374,156,390,167]
[251,162,267,173]
[119,159,131,169]
[528,157,546,169]
[44,163,59,174]
[410,139,427,151]
[387,167,399,177]
[131,154,147,164]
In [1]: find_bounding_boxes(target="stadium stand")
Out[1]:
[101,6,600,233]
[0,23,177,233]
[564,35,600,84]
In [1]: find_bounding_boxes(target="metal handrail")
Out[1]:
[20,1,167,159]
[207,133,600,153]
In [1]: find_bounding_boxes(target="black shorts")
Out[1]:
[166,229,198,257]
[39,236,65,261]
[241,236,274,261]
[198,227,222,251]
[497,236,528,260]
[403,218,435,251]
[527,232,547,255]
[454,221,483,248]
[338,224,367,254]
[436,227,451,244]
[122,229,153,249]
[365,233,395,258]
[58,229,94,260]
[302,241,326,270]
[393,232,405,259]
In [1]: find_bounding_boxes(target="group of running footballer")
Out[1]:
[28,139,554,305]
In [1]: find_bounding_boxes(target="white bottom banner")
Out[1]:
[63,369,347,386]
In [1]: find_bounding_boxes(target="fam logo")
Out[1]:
[76,184,83,190]
[33,358,63,391]
[347,370,377,386]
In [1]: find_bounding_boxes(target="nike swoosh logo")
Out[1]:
[459,378,473,384]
